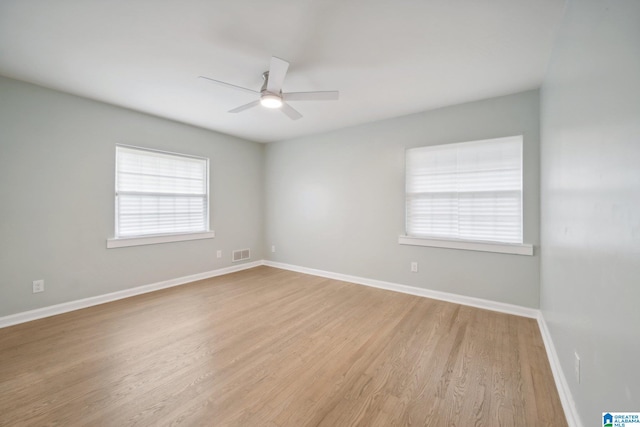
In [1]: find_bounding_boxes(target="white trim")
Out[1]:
[398,235,534,256]
[107,231,215,248]
[263,260,538,318]
[1,259,538,327]
[537,314,584,427]
[0,260,260,329]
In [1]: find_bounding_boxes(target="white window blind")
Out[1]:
[405,136,523,244]
[115,145,209,238]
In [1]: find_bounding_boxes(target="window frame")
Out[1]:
[399,136,533,256]
[107,144,214,249]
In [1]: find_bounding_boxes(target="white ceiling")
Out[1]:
[0,0,566,143]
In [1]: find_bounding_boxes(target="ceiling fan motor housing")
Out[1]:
[259,71,283,108]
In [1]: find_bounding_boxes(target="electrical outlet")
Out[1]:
[271,245,276,253]
[216,250,222,259]
[32,280,44,293]
[410,262,418,273]
[574,352,580,383]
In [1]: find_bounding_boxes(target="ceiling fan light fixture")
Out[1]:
[260,93,283,109]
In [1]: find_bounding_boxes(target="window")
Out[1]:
[107,145,213,248]
[402,136,532,255]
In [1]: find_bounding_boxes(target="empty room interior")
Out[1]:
[1,0,638,426]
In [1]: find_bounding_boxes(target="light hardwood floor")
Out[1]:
[0,266,566,426]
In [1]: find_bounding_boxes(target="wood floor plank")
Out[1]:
[0,266,566,427]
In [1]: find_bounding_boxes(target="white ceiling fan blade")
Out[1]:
[229,100,261,113]
[198,76,259,95]
[266,57,289,94]
[280,102,303,120]
[283,91,339,101]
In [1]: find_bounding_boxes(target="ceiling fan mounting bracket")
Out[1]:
[260,71,274,94]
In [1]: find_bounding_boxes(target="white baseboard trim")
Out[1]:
[0,261,262,329]
[537,314,583,427]
[263,260,539,319]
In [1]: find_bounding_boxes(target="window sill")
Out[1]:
[398,235,533,256]
[107,231,215,249]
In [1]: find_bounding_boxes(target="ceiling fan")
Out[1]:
[199,56,339,120]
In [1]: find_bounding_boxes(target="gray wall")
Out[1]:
[540,0,640,423]
[0,76,264,317]
[265,90,541,307]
